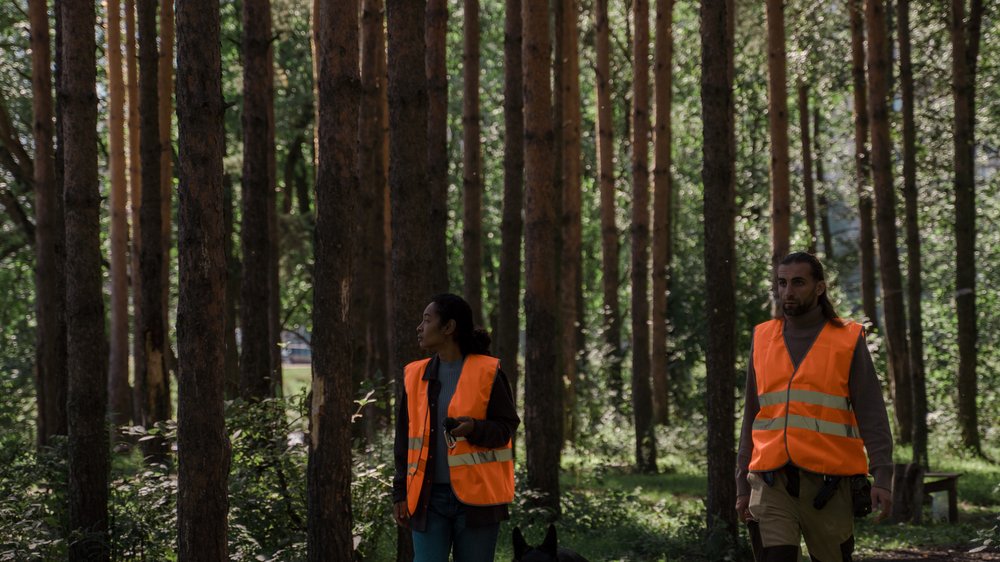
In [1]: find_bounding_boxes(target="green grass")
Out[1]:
[281,363,312,398]
[491,444,1000,561]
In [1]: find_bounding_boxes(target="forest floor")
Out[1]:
[862,548,1000,561]
[494,441,1000,561]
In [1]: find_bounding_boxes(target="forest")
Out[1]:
[0,0,998,560]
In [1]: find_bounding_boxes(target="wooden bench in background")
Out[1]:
[922,472,961,523]
[890,463,962,523]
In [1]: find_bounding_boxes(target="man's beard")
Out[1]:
[782,300,813,316]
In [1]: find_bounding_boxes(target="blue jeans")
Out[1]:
[412,484,500,562]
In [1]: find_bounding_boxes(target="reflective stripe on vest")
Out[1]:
[748,319,869,476]
[448,447,514,467]
[404,355,515,514]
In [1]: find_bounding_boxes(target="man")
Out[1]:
[735,252,893,561]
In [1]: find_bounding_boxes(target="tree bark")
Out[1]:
[631,0,656,474]
[951,0,983,453]
[175,0,231,556]
[523,0,561,514]
[308,1,359,557]
[360,0,390,437]
[651,0,674,427]
[240,0,276,400]
[497,0,523,412]
[29,0,68,446]
[62,0,109,556]
[559,0,582,444]
[701,0,738,544]
[138,0,170,455]
[797,82,818,254]
[866,0,912,444]
[126,0,144,414]
[766,0,790,311]
[387,0,432,556]
[223,173,240,400]
[267,39,281,397]
[107,0,132,428]
[159,0,174,379]
[594,0,623,403]
[849,0,879,330]
[425,0,450,294]
[897,0,927,467]
[462,0,483,324]
[814,106,834,260]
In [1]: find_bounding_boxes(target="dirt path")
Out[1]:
[861,547,1000,561]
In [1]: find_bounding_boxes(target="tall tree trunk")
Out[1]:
[308,1,358,557]
[107,0,132,428]
[283,136,302,215]
[498,0,523,415]
[462,0,483,323]
[814,106,834,260]
[126,0,144,415]
[594,0,623,403]
[375,0,390,431]
[797,83,818,254]
[701,0,738,544]
[523,0,561,513]
[559,0,582,444]
[175,0,230,556]
[849,0,879,330]
[950,0,983,453]
[159,0,174,380]
[866,0,912,444]
[29,0,68,446]
[62,0,109,556]
[387,0,431,557]
[138,0,170,454]
[360,0,390,437]
[240,0,275,400]
[425,0,450,294]
[224,173,240,400]
[651,0,674,427]
[631,0,656,474]
[297,154,311,214]
[267,48,281,396]
[552,0,564,330]
[897,0,927,468]
[766,0,790,308]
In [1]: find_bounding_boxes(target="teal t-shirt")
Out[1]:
[433,358,464,483]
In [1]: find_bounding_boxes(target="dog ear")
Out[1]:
[542,524,558,556]
[512,526,529,559]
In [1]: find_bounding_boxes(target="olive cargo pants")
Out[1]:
[748,468,855,562]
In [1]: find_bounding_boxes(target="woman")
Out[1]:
[392,293,520,562]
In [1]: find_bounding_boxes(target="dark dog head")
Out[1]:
[512,524,588,562]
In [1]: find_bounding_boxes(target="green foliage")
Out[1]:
[227,398,307,557]
[0,438,67,560]
[109,459,177,560]
[970,508,1000,555]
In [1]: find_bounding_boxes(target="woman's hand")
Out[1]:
[449,416,476,438]
[393,501,410,528]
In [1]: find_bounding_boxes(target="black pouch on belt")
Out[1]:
[812,475,842,510]
[850,475,872,517]
[783,465,800,498]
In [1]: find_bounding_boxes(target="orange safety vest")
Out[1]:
[749,318,869,476]
[404,354,515,515]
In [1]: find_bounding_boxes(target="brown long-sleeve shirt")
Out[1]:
[736,305,893,497]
